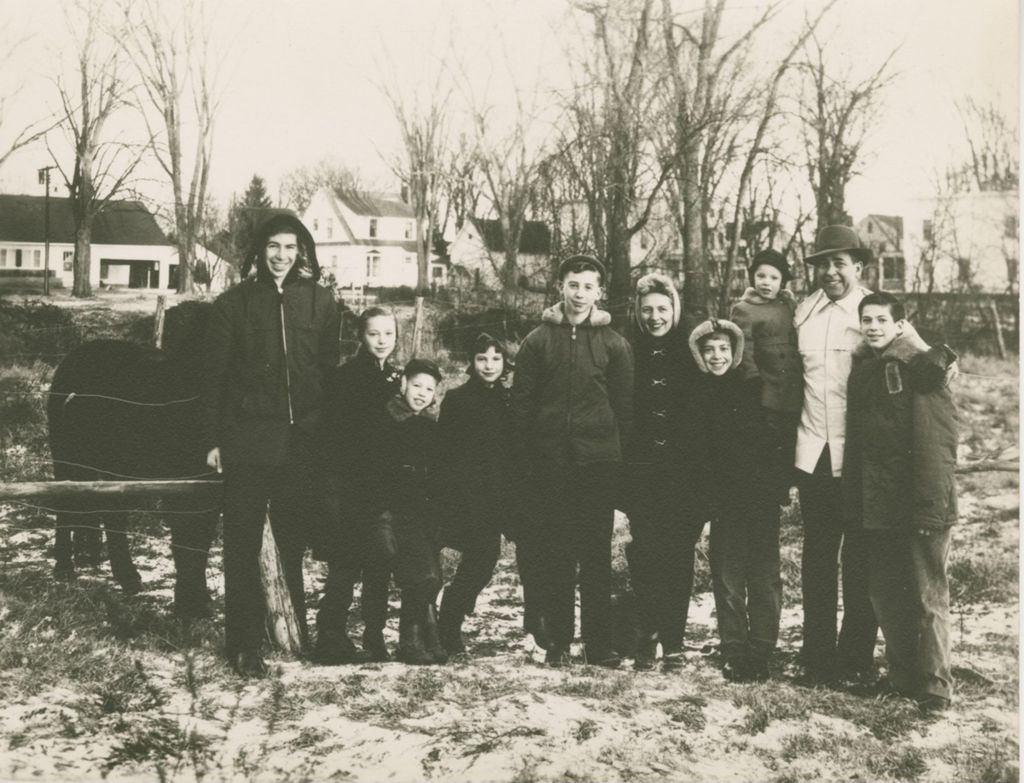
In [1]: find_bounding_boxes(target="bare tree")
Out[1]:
[797,31,898,230]
[381,71,450,296]
[122,0,219,294]
[952,97,1018,193]
[560,0,671,314]
[280,158,368,213]
[50,0,146,298]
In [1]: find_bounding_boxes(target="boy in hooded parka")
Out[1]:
[202,212,340,677]
[842,292,958,711]
[688,318,783,681]
[512,254,634,668]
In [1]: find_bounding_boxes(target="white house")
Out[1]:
[302,188,445,289]
[0,194,184,291]
[902,189,1019,294]
[856,214,906,292]
[448,217,552,290]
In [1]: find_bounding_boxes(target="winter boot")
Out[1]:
[362,626,391,662]
[422,604,449,664]
[397,603,433,665]
[313,630,371,665]
[438,608,466,655]
[633,630,659,671]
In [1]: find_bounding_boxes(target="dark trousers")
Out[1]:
[529,465,615,654]
[316,562,391,637]
[222,436,313,656]
[797,447,878,675]
[627,492,706,649]
[709,497,781,658]
[441,532,502,617]
[869,527,953,700]
[391,512,442,604]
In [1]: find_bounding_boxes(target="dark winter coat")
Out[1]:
[437,375,521,548]
[201,276,340,466]
[842,332,958,531]
[512,303,634,467]
[364,396,442,527]
[313,349,402,561]
[729,288,802,413]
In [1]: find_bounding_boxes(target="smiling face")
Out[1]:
[264,231,299,282]
[363,314,398,363]
[860,303,903,351]
[752,264,783,301]
[700,334,733,376]
[639,292,674,336]
[560,269,603,322]
[813,251,862,301]
[473,347,504,384]
[401,372,437,412]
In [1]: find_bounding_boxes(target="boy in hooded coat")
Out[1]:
[512,255,634,667]
[202,212,339,676]
[688,318,783,681]
[842,292,958,711]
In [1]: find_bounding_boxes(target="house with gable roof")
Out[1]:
[302,187,446,290]
[448,217,552,291]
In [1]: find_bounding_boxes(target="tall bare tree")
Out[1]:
[952,97,1018,193]
[381,72,449,296]
[122,0,219,294]
[0,32,59,171]
[560,0,670,314]
[51,0,145,298]
[797,31,897,230]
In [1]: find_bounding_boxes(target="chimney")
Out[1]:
[400,183,409,203]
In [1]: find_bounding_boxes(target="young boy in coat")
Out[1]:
[688,318,783,681]
[512,255,634,667]
[366,358,447,665]
[728,249,802,504]
[842,292,958,711]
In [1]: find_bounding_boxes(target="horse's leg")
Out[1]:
[73,523,104,568]
[170,511,218,619]
[106,512,142,594]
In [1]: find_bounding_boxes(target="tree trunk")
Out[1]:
[606,217,632,323]
[72,225,92,298]
[681,140,707,324]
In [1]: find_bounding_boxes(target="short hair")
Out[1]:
[357,306,399,339]
[403,357,443,383]
[858,291,905,321]
[558,254,606,284]
[697,329,736,352]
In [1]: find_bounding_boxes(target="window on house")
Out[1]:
[867,222,874,235]
[369,218,378,238]
[432,265,443,279]
[366,252,380,278]
[883,256,906,288]
[15,249,22,268]
[405,255,414,265]
[640,233,649,250]
[957,257,972,285]
[33,249,42,268]
[405,222,413,239]
[327,218,333,239]
[1005,214,1018,239]
[63,250,73,271]
[922,220,933,243]
[313,218,319,231]
[0,249,6,267]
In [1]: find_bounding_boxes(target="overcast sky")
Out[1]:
[0,0,1018,223]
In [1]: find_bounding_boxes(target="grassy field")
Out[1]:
[0,294,1018,782]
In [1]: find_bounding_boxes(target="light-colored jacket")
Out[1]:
[793,286,870,476]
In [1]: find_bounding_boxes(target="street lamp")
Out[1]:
[37,166,56,296]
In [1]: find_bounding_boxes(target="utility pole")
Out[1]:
[37,166,55,296]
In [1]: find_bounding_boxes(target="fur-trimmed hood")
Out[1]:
[739,287,797,307]
[541,303,612,327]
[852,320,930,361]
[688,318,745,373]
[387,394,439,422]
[852,322,957,394]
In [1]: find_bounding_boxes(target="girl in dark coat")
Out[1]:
[436,334,519,655]
[688,319,783,681]
[626,273,708,669]
[315,307,402,664]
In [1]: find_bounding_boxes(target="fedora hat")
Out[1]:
[804,225,872,265]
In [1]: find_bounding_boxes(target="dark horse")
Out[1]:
[47,301,219,618]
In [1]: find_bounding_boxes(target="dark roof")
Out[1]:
[471,218,551,255]
[336,192,414,219]
[0,195,169,246]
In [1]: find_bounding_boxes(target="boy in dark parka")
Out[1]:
[688,318,783,681]
[512,254,634,667]
[842,292,958,711]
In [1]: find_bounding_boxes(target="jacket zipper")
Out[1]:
[280,295,295,424]
[567,323,576,445]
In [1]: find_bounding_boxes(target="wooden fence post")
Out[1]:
[153,295,166,349]
[260,510,304,654]
[987,298,1007,360]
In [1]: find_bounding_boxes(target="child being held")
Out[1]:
[729,249,802,504]
[364,358,448,665]
[688,318,783,682]
[842,292,958,712]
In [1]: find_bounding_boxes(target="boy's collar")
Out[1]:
[387,394,438,422]
[541,303,611,327]
[740,286,796,306]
